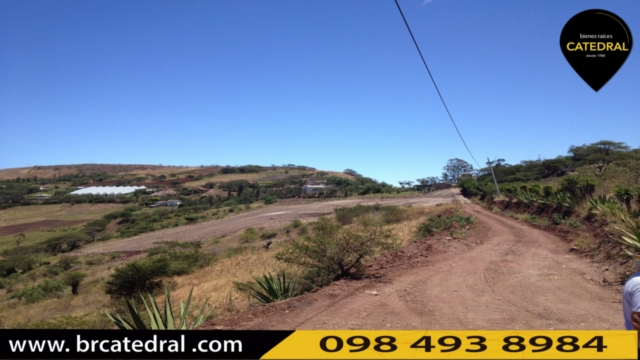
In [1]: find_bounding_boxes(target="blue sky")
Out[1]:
[1,0,639,185]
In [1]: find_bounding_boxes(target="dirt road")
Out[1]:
[203,202,622,330]
[75,190,460,254]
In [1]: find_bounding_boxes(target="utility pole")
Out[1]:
[487,157,501,198]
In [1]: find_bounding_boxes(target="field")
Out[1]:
[0,204,126,228]
[0,204,127,253]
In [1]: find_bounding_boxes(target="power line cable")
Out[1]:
[394,0,481,169]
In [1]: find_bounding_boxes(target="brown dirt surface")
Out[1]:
[202,201,622,330]
[0,220,90,237]
[73,190,461,254]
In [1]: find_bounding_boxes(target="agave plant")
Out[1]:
[612,214,640,256]
[528,184,542,196]
[234,271,300,304]
[577,177,598,200]
[613,187,636,212]
[104,287,212,330]
[552,192,578,211]
[502,185,517,201]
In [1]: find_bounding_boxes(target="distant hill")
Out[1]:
[0,163,354,185]
[0,164,214,181]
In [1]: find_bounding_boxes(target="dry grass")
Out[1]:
[169,247,290,317]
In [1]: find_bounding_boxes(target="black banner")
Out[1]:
[1,330,294,359]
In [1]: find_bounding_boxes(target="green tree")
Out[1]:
[568,140,631,172]
[63,271,87,295]
[443,158,474,182]
[14,233,25,248]
[105,259,169,298]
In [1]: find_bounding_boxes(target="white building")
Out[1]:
[68,186,146,196]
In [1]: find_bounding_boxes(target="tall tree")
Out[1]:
[344,169,360,177]
[568,140,631,172]
[443,158,473,183]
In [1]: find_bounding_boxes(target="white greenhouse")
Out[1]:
[68,186,147,196]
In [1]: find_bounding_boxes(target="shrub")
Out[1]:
[416,212,474,238]
[289,219,303,228]
[12,279,66,303]
[460,180,482,198]
[43,266,65,278]
[58,256,80,270]
[553,213,564,225]
[260,231,278,240]
[276,217,397,286]
[0,256,38,277]
[44,233,90,254]
[144,241,213,276]
[105,259,170,298]
[85,255,106,266]
[240,228,259,243]
[261,195,277,205]
[183,215,199,223]
[63,271,87,295]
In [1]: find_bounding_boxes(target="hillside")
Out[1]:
[458,140,640,283]
[0,164,211,181]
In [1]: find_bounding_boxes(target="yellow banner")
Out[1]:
[262,330,637,359]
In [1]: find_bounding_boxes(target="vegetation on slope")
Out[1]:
[458,140,640,261]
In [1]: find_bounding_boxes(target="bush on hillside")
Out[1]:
[12,279,67,303]
[276,217,397,287]
[261,195,277,205]
[63,271,87,295]
[240,228,259,243]
[416,212,474,237]
[105,259,169,298]
[0,256,39,277]
[44,233,91,255]
[334,204,409,226]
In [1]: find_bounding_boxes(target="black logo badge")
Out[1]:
[560,9,632,92]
